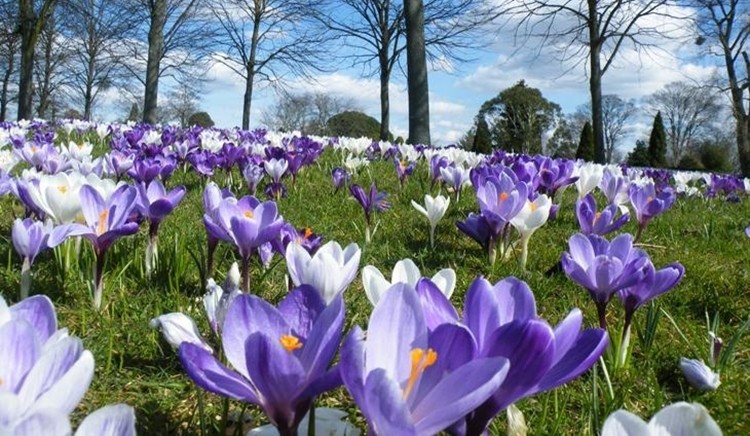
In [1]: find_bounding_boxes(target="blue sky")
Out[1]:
[155,3,723,154]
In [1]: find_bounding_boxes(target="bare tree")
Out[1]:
[17,0,57,120]
[261,91,358,134]
[123,0,214,124]
[34,11,72,119]
[161,80,200,126]
[0,2,19,120]
[61,0,138,120]
[316,0,502,141]
[692,0,750,176]
[577,94,636,163]
[647,81,722,165]
[210,1,330,130]
[508,0,686,163]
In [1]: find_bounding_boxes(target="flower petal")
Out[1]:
[178,343,258,403]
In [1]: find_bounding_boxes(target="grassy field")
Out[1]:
[1,139,749,435]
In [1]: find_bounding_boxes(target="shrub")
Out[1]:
[187,112,215,128]
[326,111,391,141]
[472,117,492,154]
[627,140,651,167]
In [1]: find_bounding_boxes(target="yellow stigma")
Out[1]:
[97,210,108,235]
[594,212,602,222]
[499,192,509,201]
[403,347,438,399]
[57,185,68,193]
[303,227,313,239]
[280,334,303,352]
[646,196,654,202]
[243,210,254,219]
[530,202,538,211]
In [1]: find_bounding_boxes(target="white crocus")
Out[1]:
[574,162,604,199]
[203,262,241,336]
[362,258,456,307]
[510,194,551,272]
[601,402,721,436]
[285,241,361,304]
[26,172,86,223]
[411,194,450,248]
[344,153,368,173]
[679,358,720,391]
[149,312,213,353]
[263,158,288,183]
[249,407,361,436]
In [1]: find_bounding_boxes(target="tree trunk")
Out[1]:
[737,52,750,176]
[1,44,16,121]
[143,0,166,124]
[242,68,254,130]
[587,0,605,164]
[378,61,390,141]
[83,51,96,120]
[404,0,430,145]
[18,25,36,120]
[37,26,55,119]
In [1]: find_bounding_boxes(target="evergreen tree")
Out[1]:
[627,140,651,167]
[126,103,140,123]
[473,117,492,154]
[575,121,595,161]
[647,111,668,167]
[188,112,214,127]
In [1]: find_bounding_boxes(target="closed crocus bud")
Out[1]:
[150,313,212,353]
[285,241,361,304]
[679,358,720,391]
[248,408,360,436]
[507,404,528,436]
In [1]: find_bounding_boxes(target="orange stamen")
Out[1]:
[97,210,109,235]
[403,348,438,399]
[57,185,68,193]
[499,192,509,201]
[280,334,303,352]
[244,210,254,219]
[304,227,313,239]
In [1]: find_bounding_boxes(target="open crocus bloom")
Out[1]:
[340,283,509,435]
[679,358,720,391]
[179,287,345,435]
[601,402,721,436]
[286,241,361,304]
[362,258,456,307]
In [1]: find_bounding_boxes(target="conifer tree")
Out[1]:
[575,121,595,161]
[647,111,668,167]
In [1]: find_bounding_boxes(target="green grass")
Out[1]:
[1,143,750,434]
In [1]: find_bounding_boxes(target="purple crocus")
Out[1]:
[11,218,52,298]
[576,193,630,236]
[179,286,345,436]
[349,183,391,243]
[456,212,494,258]
[136,179,186,275]
[628,182,675,242]
[48,184,140,310]
[340,283,510,435]
[202,182,235,277]
[215,195,284,290]
[440,164,470,202]
[242,162,265,195]
[429,155,449,189]
[614,263,684,367]
[457,276,609,434]
[394,158,416,189]
[331,167,349,194]
[561,233,651,328]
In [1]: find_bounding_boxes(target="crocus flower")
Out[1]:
[602,402,721,436]
[411,194,450,248]
[628,181,675,242]
[340,283,510,435]
[440,164,471,202]
[561,233,651,328]
[394,158,416,189]
[285,241,361,304]
[136,179,186,275]
[48,184,140,310]
[679,358,720,391]
[458,276,608,434]
[179,286,345,436]
[331,167,349,193]
[576,193,630,236]
[429,155,449,189]
[202,182,235,277]
[203,263,241,336]
[599,167,629,213]
[11,217,52,298]
[614,262,684,367]
[574,162,604,199]
[361,258,456,307]
[243,162,265,196]
[349,183,390,243]
[215,195,285,290]
[0,294,95,432]
[150,313,213,353]
[510,194,551,271]
[456,213,493,256]
[264,158,288,184]
[248,408,360,436]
